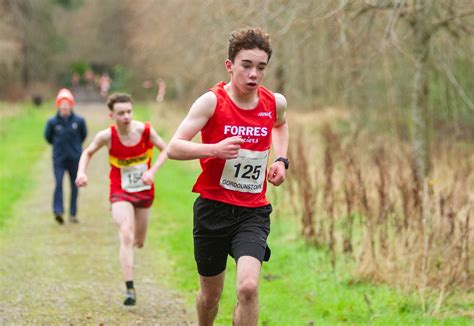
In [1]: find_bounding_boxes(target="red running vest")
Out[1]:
[108,122,154,196]
[192,82,276,207]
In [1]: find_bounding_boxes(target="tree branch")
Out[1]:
[432,9,474,31]
[434,48,474,112]
[353,0,413,20]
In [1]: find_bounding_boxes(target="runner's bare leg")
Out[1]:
[112,201,135,281]
[196,272,225,326]
[233,256,261,326]
[134,207,150,248]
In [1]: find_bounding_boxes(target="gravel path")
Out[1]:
[0,104,195,325]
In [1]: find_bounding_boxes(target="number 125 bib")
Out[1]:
[220,149,268,193]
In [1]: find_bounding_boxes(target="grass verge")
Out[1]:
[0,102,50,227]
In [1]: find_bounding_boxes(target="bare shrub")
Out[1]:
[288,129,318,243]
[287,126,473,296]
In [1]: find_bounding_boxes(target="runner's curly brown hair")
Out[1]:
[228,27,272,62]
[107,93,132,111]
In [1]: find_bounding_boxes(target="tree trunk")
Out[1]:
[275,65,285,94]
[21,42,30,90]
[411,1,432,181]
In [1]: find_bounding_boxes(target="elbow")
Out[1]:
[81,149,92,160]
[167,141,186,160]
[166,145,179,160]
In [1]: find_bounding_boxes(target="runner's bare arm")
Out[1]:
[142,128,168,185]
[268,93,289,186]
[167,92,244,160]
[75,129,110,187]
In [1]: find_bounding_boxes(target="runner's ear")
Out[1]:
[225,59,233,74]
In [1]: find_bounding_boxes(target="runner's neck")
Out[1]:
[116,122,132,136]
[225,82,259,110]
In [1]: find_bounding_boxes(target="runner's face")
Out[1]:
[226,48,268,94]
[111,102,133,126]
[58,99,72,117]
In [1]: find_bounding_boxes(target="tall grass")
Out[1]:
[287,124,473,311]
[0,103,49,226]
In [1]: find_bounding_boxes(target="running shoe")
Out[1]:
[55,214,64,225]
[69,215,79,224]
[123,288,136,306]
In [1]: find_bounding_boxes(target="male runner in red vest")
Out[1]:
[168,28,289,326]
[75,93,167,306]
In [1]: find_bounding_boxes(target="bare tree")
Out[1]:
[346,0,474,180]
[1,0,82,92]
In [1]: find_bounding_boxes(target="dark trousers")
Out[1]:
[53,159,79,216]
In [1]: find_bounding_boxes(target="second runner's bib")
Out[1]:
[121,163,151,193]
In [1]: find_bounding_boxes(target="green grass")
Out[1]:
[149,155,473,325]
[132,103,171,141]
[0,102,50,227]
[131,103,151,121]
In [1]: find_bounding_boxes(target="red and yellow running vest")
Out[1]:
[192,82,276,207]
[109,122,154,196]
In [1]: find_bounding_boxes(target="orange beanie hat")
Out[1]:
[55,88,75,107]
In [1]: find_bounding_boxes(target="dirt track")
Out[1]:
[0,104,195,325]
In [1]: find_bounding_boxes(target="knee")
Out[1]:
[120,227,134,247]
[237,279,259,303]
[198,289,222,309]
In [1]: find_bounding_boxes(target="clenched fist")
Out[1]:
[75,173,88,187]
[212,136,244,160]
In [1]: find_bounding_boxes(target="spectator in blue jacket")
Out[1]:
[45,88,87,224]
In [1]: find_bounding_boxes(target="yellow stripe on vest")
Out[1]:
[109,149,153,168]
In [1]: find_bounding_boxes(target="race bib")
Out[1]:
[121,163,151,193]
[220,149,268,193]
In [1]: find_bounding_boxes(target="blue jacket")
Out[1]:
[44,112,87,162]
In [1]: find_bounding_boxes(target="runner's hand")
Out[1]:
[267,161,285,186]
[75,173,88,187]
[141,170,154,185]
[213,136,244,160]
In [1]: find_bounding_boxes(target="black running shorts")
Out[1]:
[193,196,272,277]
